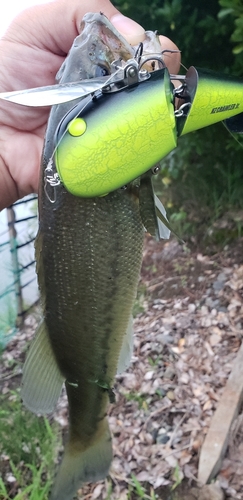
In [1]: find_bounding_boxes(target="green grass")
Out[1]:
[0,390,61,499]
[125,473,185,500]
[0,295,17,348]
[123,391,148,410]
[128,475,158,499]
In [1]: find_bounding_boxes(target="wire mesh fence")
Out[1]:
[0,195,39,346]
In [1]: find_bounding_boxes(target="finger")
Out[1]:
[5,0,144,54]
[4,0,118,54]
[159,35,181,75]
[110,14,145,45]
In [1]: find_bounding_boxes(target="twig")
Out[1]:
[0,369,22,382]
[143,402,171,430]
[167,412,188,448]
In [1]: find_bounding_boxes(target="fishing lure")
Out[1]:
[1,46,243,198]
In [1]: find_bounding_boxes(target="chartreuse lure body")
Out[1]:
[177,66,243,136]
[54,68,176,197]
[51,64,243,198]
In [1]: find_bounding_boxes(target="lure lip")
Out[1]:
[0,54,183,108]
[0,62,138,107]
[0,77,111,107]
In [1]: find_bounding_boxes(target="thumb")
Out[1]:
[110,13,145,45]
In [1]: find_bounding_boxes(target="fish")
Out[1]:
[21,12,169,500]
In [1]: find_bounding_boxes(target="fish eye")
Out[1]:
[95,65,110,77]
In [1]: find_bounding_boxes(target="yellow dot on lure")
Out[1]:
[68,118,87,137]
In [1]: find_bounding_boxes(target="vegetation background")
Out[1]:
[114,0,243,248]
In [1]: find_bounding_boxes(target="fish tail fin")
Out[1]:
[50,417,112,500]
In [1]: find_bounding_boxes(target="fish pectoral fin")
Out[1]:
[21,320,64,414]
[50,418,112,500]
[117,314,133,374]
[139,174,160,241]
[155,195,184,242]
[139,174,172,241]
[154,194,171,240]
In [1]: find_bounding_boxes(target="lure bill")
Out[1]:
[0,78,111,106]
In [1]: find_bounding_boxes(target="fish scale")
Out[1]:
[42,189,144,382]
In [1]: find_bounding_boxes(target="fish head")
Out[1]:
[56,12,135,83]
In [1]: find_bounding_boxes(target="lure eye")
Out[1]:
[151,165,161,175]
[95,65,110,77]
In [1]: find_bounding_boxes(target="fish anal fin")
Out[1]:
[21,321,64,415]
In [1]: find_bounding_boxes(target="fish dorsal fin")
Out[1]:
[21,321,64,414]
[117,315,133,374]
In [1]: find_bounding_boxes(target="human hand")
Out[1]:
[0,0,181,210]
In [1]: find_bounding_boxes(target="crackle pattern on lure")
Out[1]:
[54,68,176,197]
[21,12,169,500]
[178,67,243,136]
[44,14,176,198]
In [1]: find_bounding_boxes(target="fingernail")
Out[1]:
[111,13,145,45]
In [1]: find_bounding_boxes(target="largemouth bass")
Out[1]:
[21,13,168,500]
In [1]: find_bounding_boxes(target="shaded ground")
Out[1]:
[1,235,243,499]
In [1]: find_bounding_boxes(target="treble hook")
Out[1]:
[135,42,144,66]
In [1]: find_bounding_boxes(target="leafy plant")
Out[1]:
[171,464,183,491]
[114,0,234,69]
[219,0,243,56]
[156,123,243,245]
[123,391,148,410]
[128,475,158,499]
[0,390,61,499]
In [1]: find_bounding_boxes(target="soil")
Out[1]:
[1,235,243,499]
